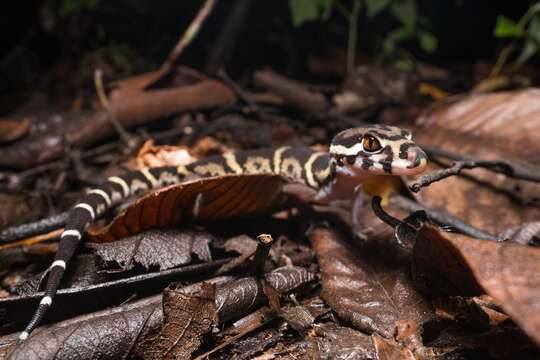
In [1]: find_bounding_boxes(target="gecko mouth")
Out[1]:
[333,148,427,177]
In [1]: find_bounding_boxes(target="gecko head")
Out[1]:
[329,124,428,178]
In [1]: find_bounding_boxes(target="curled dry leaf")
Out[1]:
[279,303,330,332]
[87,174,287,242]
[0,117,30,143]
[87,228,213,272]
[413,225,540,346]
[135,139,196,168]
[433,295,510,330]
[310,227,433,338]
[216,266,315,323]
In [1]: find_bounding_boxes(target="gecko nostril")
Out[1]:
[414,150,428,167]
[406,149,427,168]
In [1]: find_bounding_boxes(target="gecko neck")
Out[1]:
[316,172,400,203]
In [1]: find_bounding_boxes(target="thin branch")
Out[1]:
[217,68,260,114]
[94,68,136,150]
[0,228,63,251]
[161,0,218,73]
[0,212,69,244]
[411,146,540,193]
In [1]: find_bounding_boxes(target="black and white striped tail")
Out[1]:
[19,166,180,340]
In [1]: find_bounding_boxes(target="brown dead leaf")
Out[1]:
[433,295,510,330]
[146,282,218,360]
[410,89,540,235]
[0,118,30,143]
[88,174,286,242]
[418,89,540,154]
[373,334,416,360]
[413,225,540,346]
[310,227,433,338]
[87,228,213,272]
[307,323,376,359]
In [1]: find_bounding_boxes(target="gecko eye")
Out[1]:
[362,134,382,152]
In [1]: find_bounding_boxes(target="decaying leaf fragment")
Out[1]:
[145,283,218,360]
[87,228,213,271]
[413,225,540,346]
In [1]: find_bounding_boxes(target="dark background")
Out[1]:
[0,1,533,113]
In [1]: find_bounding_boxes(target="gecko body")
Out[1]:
[19,124,427,340]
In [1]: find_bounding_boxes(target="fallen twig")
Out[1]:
[161,0,218,74]
[0,80,235,169]
[411,146,540,193]
[0,228,63,251]
[0,212,68,244]
[94,68,137,150]
[217,68,261,114]
[253,69,328,112]
[251,234,273,277]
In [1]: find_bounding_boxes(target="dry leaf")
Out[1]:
[310,227,433,338]
[135,139,196,168]
[0,118,30,143]
[145,282,217,360]
[413,225,540,346]
[87,228,213,271]
[87,174,286,242]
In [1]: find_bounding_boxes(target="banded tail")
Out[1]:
[19,165,181,340]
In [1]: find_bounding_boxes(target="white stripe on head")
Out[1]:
[140,168,158,187]
[87,189,111,206]
[40,296,52,306]
[74,203,95,220]
[51,260,67,269]
[329,143,364,156]
[61,229,82,240]
[107,176,130,197]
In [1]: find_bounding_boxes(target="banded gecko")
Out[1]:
[19,124,427,340]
